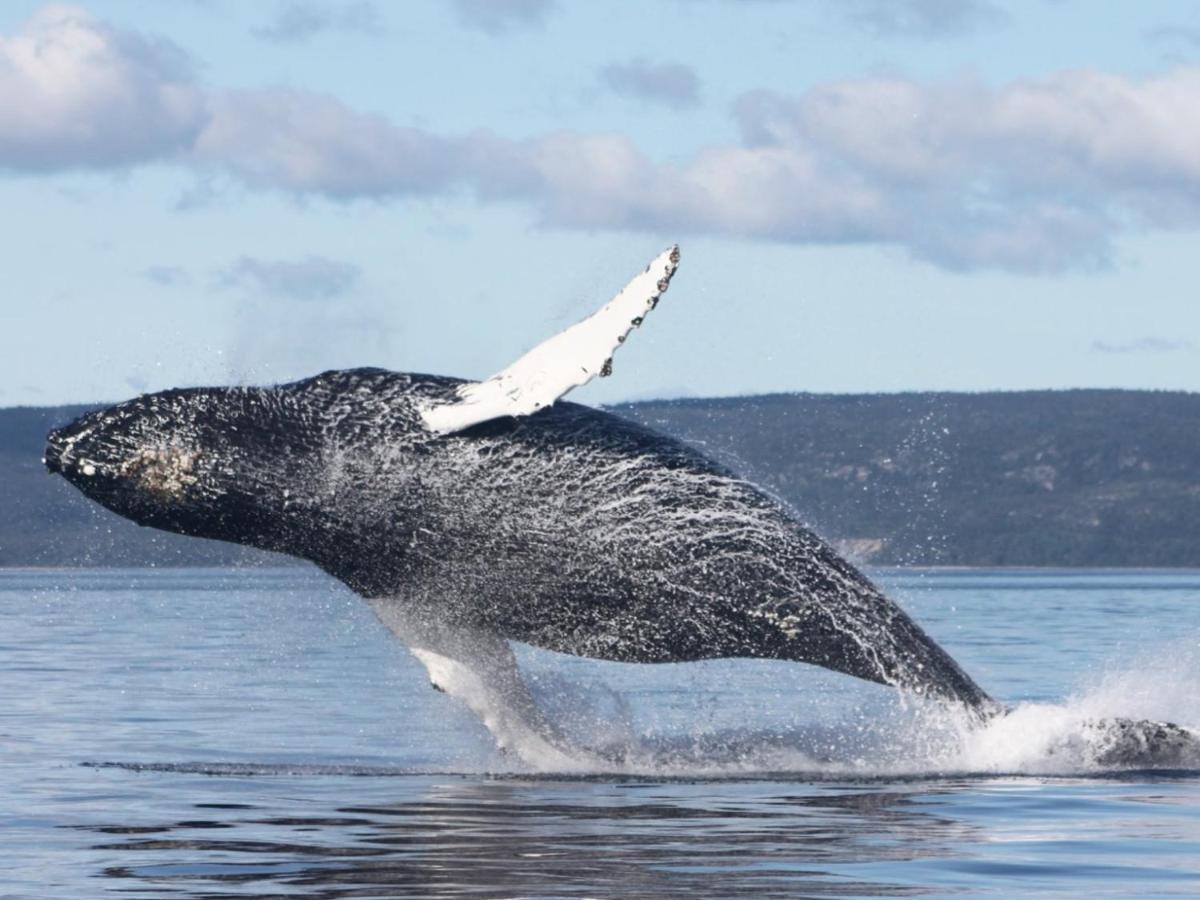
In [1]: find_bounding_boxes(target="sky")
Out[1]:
[2,0,1200,407]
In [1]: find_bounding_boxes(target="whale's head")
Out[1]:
[43,370,446,579]
[43,385,312,548]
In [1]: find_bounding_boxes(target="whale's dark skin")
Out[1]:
[44,367,995,718]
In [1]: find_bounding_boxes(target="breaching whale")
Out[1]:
[44,247,1197,767]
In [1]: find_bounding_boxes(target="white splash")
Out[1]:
[469,641,1200,778]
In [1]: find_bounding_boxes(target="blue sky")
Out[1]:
[2,0,1200,406]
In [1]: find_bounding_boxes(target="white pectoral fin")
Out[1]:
[420,244,680,434]
[368,599,579,766]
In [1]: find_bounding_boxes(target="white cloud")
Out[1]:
[0,5,204,170]
[193,88,461,197]
[725,71,1200,269]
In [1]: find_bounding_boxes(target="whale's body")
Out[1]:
[46,366,1200,768]
[45,368,991,714]
[43,247,1198,766]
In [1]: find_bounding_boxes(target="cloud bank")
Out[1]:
[5,6,1200,273]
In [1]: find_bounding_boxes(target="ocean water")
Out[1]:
[3,566,1200,898]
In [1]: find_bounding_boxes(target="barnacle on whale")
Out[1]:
[120,445,201,499]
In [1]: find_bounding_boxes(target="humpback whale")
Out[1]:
[43,246,1196,766]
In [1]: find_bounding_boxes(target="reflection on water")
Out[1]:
[87,775,971,898]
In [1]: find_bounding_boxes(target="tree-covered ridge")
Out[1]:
[614,390,1200,567]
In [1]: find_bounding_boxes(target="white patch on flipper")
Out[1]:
[420,245,680,434]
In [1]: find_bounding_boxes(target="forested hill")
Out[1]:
[3,390,1199,568]
[615,390,1200,566]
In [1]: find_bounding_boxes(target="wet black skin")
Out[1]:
[46,367,996,714]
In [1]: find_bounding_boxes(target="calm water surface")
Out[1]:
[3,567,1200,898]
